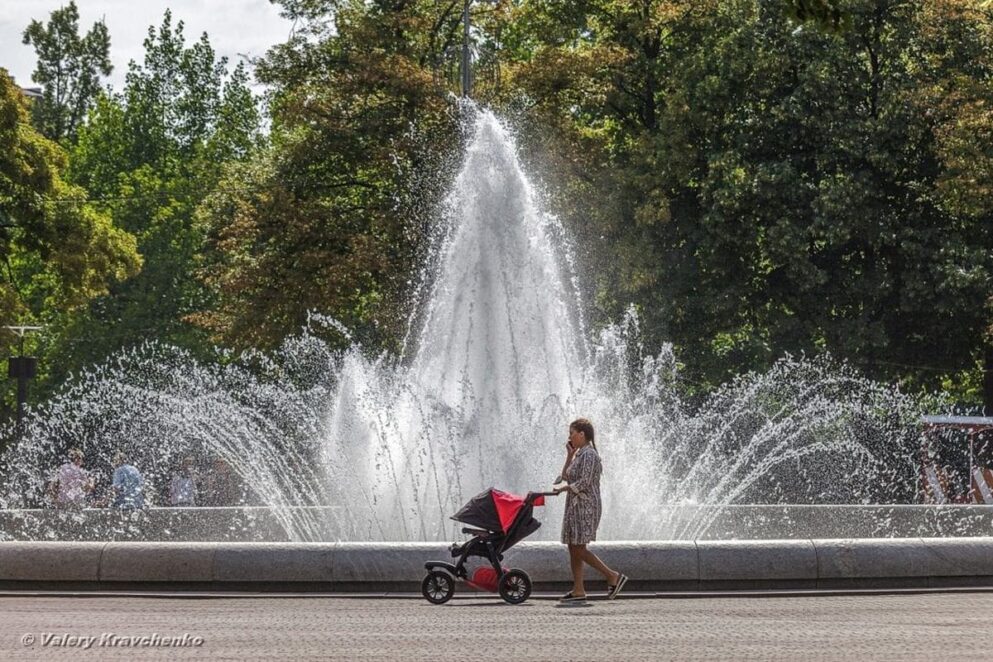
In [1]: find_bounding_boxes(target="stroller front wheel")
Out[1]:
[498,569,532,604]
[421,570,455,604]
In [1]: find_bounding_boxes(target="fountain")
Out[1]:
[0,108,975,545]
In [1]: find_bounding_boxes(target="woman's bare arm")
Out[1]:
[555,444,576,488]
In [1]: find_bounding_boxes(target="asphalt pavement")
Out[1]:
[3,591,992,660]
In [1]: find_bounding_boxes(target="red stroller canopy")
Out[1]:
[451,488,544,533]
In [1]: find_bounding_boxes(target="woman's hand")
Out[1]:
[557,438,577,495]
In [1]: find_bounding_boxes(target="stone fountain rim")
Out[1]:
[2,537,993,591]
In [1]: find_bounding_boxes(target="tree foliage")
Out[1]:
[0,70,140,320]
[496,0,993,406]
[34,12,261,393]
[787,0,846,29]
[192,0,462,350]
[21,1,112,143]
[0,69,140,421]
[8,0,993,421]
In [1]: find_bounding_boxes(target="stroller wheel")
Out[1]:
[421,571,455,604]
[498,569,532,605]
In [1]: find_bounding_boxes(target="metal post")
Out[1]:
[969,431,975,502]
[4,325,42,436]
[461,0,471,97]
[16,372,27,429]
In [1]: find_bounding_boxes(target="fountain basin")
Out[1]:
[1,505,992,542]
[2,538,993,591]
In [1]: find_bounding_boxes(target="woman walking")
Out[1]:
[554,418,628,603]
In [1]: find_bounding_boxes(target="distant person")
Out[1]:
[110,451,145,510]
[169,456,199,506]
[49,448,94,508]
[203,457,243,506]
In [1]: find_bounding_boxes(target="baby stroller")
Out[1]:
[422,488,554,604]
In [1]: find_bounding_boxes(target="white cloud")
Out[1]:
[0,0,296,90]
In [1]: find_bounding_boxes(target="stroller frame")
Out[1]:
[422,491,554,604]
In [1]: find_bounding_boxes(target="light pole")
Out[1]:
[460,0,499,98]
[4,325,42,435]
[461,0,472,97]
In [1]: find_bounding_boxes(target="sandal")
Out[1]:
[559,591,587,602]
[606,573,629,600]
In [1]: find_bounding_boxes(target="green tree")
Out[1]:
[35,12,261,394]
[0,70,140,423]
[922,0,993,408]
[193,0,461,350]
[21,1,112,143]
[500,0,993,408]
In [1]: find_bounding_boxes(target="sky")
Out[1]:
[1,0,297,91]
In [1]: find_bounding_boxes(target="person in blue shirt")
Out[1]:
[111,451,145,510]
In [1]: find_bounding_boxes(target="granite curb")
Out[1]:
[2,538,993,589]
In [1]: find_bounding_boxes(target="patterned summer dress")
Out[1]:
[557,444,603,545]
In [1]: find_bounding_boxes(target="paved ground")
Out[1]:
[2,591,993,660]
